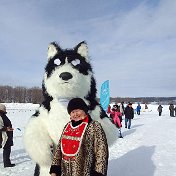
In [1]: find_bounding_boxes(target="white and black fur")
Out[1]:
[24,41,117,176]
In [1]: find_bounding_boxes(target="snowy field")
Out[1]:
[0,103,176,176]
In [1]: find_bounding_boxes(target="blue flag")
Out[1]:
[100,80,110,112]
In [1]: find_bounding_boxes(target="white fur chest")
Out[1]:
[41,98,71,145]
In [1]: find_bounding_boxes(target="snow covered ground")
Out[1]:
[0,103,176,176]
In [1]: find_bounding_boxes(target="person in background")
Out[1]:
[124,103,134,129]
[136,103,141,115]
[174,106,176,117]
[145,103,148,109]
[0,103,15,168]
[110,105,123,138]
[50,98,109,176]
[107,104,111,114]
[169,104,175,117]
[119,101,125,116]
[157,105,163,116]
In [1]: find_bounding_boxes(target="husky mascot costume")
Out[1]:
[24,41,117,176]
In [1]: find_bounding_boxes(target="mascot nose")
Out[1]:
[59,72,73,81]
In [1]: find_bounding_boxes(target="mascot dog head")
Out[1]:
[42,41,99,112]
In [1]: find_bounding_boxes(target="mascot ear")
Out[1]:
[75,41,89,60]
[47,42,61,60]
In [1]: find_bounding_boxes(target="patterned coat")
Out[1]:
[50,117,109,176]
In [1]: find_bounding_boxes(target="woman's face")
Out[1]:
[70,109,86,121]
[113,106,117,110]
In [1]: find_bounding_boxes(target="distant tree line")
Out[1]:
[0,85,43,104]
[1,85,175,105]
[108,97,176,105]
[96,97,176,105]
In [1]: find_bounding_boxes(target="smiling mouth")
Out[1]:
[61,82,69,84]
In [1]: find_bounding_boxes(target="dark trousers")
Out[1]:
[137,110,140,115]
[170,110,175,117]
[3,147,12,166]
[125,118,131,129]
[159,112,162,116]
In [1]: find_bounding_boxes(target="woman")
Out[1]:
[110,105,123,138]
[50,98,109,176]
[0,103,15,167]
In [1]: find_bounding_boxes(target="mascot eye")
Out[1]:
[54,59,61,66]
[71,59,80,66]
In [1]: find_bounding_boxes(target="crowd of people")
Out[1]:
[157,103,176,117]
[107,102,134,138]
[108,102,176,133]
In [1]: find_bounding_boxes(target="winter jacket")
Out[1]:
[158,105,163,112]
[145,104,148,109]
[110,111,122,128]
[124,106,134,119]
[50,116,108,176]
[169,105,174,111]
[136,105,141,111]
[0,112,13,148]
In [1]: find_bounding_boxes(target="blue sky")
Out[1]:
[0,0,176,97]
